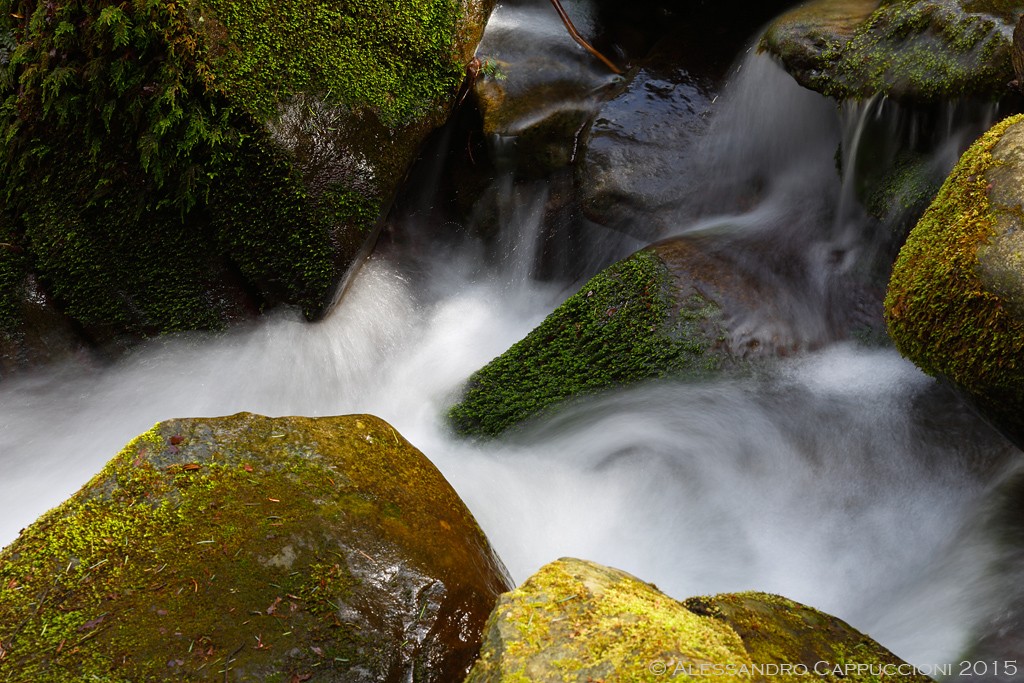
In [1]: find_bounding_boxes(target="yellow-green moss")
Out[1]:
[885,115,1024,431]
[466,558,752,682]
[469,560,931,683]
[0,413,510,681]
[685,592,932,683]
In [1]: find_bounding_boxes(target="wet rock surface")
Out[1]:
[762,0,1020,101]
[885,115,1024,447]
[466,557,930,682]
[0,413,512,681]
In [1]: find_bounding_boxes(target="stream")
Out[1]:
[2,0,1024,677]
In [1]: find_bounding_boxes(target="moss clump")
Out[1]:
[0,413,511,681]
[685,592,932,682]
[865,151,942,220]
[468,559,928,682]
[447,250,723,438]
[466,558,751,682]
[0,0,484,341]
[763,0,1018,100]
[885,115,1024,435]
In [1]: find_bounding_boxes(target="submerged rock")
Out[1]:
[466,557,929,682]
[762,0,1019,101]
[0,0,492,352]
[448,232,874,438]
[0,413,512,681]
[886,115,1024,446]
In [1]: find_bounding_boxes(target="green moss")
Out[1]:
[832,1,1014,99]
[466,558,751,682]
[885,115,1024,425]
[685,592,931,682]
[0,221,25,338]
[865,152,941,220]
[0,0,474,339]
[0,414,510,681]
[448,251,722,438]
[199,0,464,126]
[766,0,1018,100]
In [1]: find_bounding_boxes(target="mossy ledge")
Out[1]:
[761,0,1020,101]
[885,114,1024,444]
[0,413,512,681]
[466,558,930,682]
[0,0,492,348]
[447,249,729,439]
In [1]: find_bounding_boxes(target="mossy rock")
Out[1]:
[447,234,870,438]
[683,593,932,682]
[465,558,753,682]
[761,0,1021,101]
[0,413,513,681]
[465,558,929,683]
[447,246,731,438]
[0,0,493,349]
[885,114,1024,446]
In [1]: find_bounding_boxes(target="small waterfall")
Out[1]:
[2,5,1024,678]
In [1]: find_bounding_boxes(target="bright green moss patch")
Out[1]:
[0,413,511,681]
[885,115,1024,433]
[201,0,465,125]
[447,250,724,438]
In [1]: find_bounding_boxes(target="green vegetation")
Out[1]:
[685,592,931,682]
[885,115,1024,430]
[466,558,750,682]
[763,0,1017,100]
[0,0,474,339]
[468,559,927,682]
[0,413,509,681]
[447,250,724,438]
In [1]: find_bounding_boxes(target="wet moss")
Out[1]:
[885,115,1024,435]
[469,560,931,683]
[0,0,482,341]
[0,413,511,681]
[685,592,932,682]
[763,0,1018,101]
[466,558,751,682]
[447,250,724,438]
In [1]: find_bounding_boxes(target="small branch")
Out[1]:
[548,0,622,75]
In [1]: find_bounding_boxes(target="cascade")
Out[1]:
[2,2,1023,673]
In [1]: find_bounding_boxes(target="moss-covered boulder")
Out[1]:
[447,233,870,438]
[0,0,493,351]
[885,114,1024,446]
[465,558,929,683]
[0,413,512,681]
[447,246,730,438]
[761,0,1021,101]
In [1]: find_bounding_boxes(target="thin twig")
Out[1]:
[548,0,622,74]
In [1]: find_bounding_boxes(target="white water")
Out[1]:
[2,35,1022,678]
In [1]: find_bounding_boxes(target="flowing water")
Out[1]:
[3,5,1024,677]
